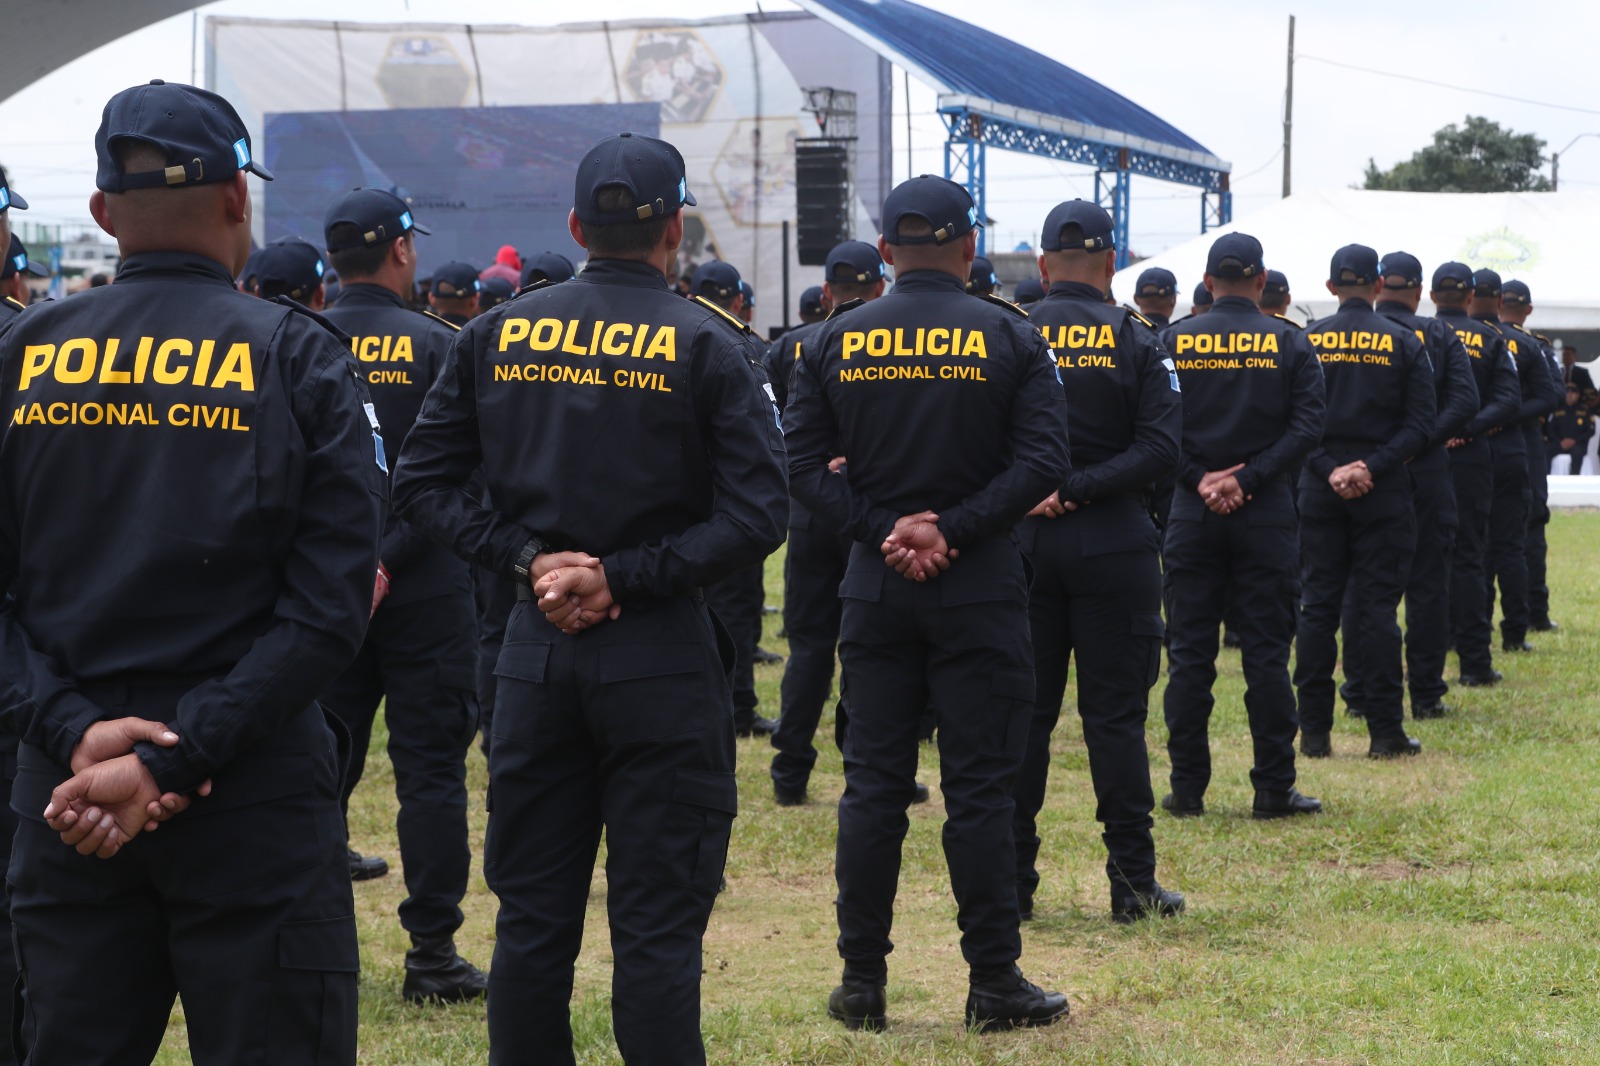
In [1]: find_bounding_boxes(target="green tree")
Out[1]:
[1363,116,1552,192]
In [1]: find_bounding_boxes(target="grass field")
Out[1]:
[155,512,1600,1064]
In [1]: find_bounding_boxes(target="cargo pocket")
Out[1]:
[598,644,715,743]
[981,669,1036,759]
[273,915,359,1066]
[1131,613,1166,689]
[648,768,738,897]
[491,642,552,745]
[438,661,481,746]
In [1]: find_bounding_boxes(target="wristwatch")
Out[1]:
[511,537,548,582]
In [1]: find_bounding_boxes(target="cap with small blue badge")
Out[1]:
[323,188,430,253]
[95,79,272,193]
[881,175,979,246]
[1041,199,1114,252]
[573,132,696,226]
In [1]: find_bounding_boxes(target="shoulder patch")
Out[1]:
[269,295,352,346]
[1272,313,1302,329]
[419,309,461,332]
[692,295,754,335]
[825,298,864,321]
[981,292,1029,318]
[514,278,553,299]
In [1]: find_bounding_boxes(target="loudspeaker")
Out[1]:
[796,143,850,266]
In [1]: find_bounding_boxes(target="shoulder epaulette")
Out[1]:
[419,309,461,332]
[692,295,753,335]
[514,278,553,299]
[2,296,24,315]
[1535,331,1551,343]
[1127,308,1155,330]
[825,298,864,321]
[1272,313,1303,329]
[269,295,352,345]
[981,292,1028,318]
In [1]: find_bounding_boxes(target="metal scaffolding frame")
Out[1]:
[939,99,1232,268]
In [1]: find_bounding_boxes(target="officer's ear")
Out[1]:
[1324,280,1342,299]
[1202,273,1216,296]
[221,171,250,226]
[961,230,978,265]
[871,278,886,299]
[877,235,895,268]
[391,233,413,271]
[90,190,115,239]
[663,211,684,257]
[567,209,588,251]
[1036,253,1049,286]
[1102,249,1116,281]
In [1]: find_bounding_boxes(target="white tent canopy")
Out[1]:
[1114,188,1600,331]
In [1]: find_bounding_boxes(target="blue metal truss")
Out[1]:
[941,105,1231,267]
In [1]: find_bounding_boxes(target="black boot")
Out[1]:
[1110,883,1185,924]
[402,937,488,1004]
[1251,788,1323,820]
[827,970,887,1031]
[1299,732,1332,759]
[965,964,1068,1032]
[348,847,389,882]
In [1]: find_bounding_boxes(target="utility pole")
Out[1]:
[1282,15,1295,198]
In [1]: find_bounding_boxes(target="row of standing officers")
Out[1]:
[0,83,1570,1066]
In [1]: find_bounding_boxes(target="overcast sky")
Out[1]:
[5,0,1600,260]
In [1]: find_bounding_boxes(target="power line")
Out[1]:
[1299,54,1600,117]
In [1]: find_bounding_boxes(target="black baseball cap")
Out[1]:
[431,261,481,298]
[1135,267,1176,298]
[882,175,978,246]
[1206,233,1265,279]
[254,238,325,300]
[967,256,998,292]
[739,278,754,307]
[479,276,514,310]
[521,251,576,288]
[573,132,695,226]
[1,235,46,279]
[825,240,884,284]
[95,80,272,193]
[1502,279,1532,306]
[1193,282,1214,307]
[1013,277,1045,304]
[691,259,740,299]
[1263,270,1291,298]
[1329,244,1380,286]
[1041,199,1114,252]
[1379,251,1424,289]
[323,188,430,252]
[1473,268,1503,297]
[799,286,826,315]
[1432,262,1474,292]
[0,165,26,212]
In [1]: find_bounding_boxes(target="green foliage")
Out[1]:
[156,513,1600,1064]
[1363,116,1553,193]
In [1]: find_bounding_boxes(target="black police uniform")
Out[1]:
[0,248,380,1063]
[1549,397,1593,475]
[784,265,1070,994]
[1010,279,1180,914]
[391,132,787,1061]
[1501,317,1563,629]
[1340,298,1477,716]
[319,281,482,960]
[1434,303,1521,682]
[1162,287,1324,807]
[766,316,854,799]
[1296,286,1435,750]
[0,290,23,1066]
[1473,306,1546,649]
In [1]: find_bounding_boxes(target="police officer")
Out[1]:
[798,284,829,324]
[1470,269,1551,654]
[1012,277,1045,307]
[0,234,44,307]
[1342,252,1477,722]
[1296,245,1434,758]
[318,188,487,1000]
[1549,382,1592,474]
[1259,269,1295,323]
[1010,201,1184,923]
[1430,262,1521,688]
[967,254,999,297]
[479,275,515,312]
[1132,266,1178,329]
[0,80,379,1063]
[692,257,778,735]
[784,174,1070,1033]
[739,277,757,326]
[768,239,886,805]
[519,249,576,292]
[429,260,482,326]
[1181,280,1213,324]
[250,236,327,308]
[1500,280,1565,632]
[1162,233,1324,817]
[391,131,787,1065]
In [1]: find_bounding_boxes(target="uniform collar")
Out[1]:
[1209,295,1258,313]
[577,258,669,289]
[1472,311,1502,325]
[333,282,407,309]
[1375,300,1414,315]
[1337,297,1373,312]
[889,269,965,294]
[1042,280,1105,302]
[1434,305,1470,319]
[114,252,235,287]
